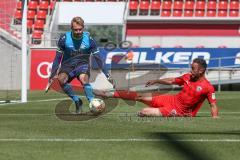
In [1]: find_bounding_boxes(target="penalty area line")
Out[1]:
[0,138,239,142]
[1,112,240,116]
[0,97,78,106]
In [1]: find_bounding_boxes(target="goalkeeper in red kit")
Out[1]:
[95,58,219,118]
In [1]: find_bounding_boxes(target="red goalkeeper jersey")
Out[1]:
[174,73,217,116]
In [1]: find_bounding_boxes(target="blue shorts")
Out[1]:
[59,63,90,83]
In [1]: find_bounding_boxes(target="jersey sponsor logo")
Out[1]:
[196,86,202,92]
[212,93,216,100]
[80,44,87,49]
[105,51,210,65]
[170,109,177,116]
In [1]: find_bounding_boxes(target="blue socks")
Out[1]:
[62,83,79,102]
[83,84,94,102]
[62,83,94,102]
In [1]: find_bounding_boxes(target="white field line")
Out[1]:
[0,97,240,116]
[0,95,239,106]
[0,138,239,142]
[0,112,240,116]
[0,97,71,106]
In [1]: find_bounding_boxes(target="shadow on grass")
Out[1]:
[148,132,217,160]
[147,130,240,160]
[150,131,240,135]
[55,98,119,121]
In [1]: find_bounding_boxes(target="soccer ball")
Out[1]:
[89,98,105,114]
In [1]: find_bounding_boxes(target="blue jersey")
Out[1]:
[57,31,99,65]
[49,31,109,79]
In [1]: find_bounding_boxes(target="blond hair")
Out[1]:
[71,17,84,27]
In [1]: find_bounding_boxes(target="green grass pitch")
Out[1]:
[0,91,240,160]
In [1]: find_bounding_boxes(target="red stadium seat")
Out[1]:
[36,10,47,23]
[27,10,36,22]
[229,9,239,17]
[162,0,172,10]
[161,9,171,16]
[139,1,149,15]
[218,0,228,10]
[28,1,38,11]
[39,1,49,12]
[14,10,22,24]
[195,9,205,16]
[184,1,194,17]
[173,0,183,10]
[184,9,194,16]
[150,1,161,10]
[173,9,183,16]
[150,1,161,15]
[207,0,217,10]
[218,9,228,16]
[31,0,40,4]
[161,0,172,17]
[34,19,45,31]
[173,1,183,16]
[129,1,138,15]
[195,0,206,10]
[184,0,194,10]
[32,30,43,44]
[229,0,239,9]
[207,9,216,17]
[17,1,22,10]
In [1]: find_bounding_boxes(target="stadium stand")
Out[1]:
[0,0,240,92]
[129,1,138,15]
[6,0,239,46]
[127,0,240,17]
[0,0,17,33]
[139,0,149,15]
[150,1,161,15]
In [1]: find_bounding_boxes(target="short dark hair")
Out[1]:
[193,58,207,71]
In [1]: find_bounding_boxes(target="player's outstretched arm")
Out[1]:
[210,103,219,118]
[49,34,65,82]
[45,52,62,93]
[145,78,176,87]
[49,52,62,81]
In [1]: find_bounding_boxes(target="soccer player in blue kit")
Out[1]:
[48,17,111,114]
